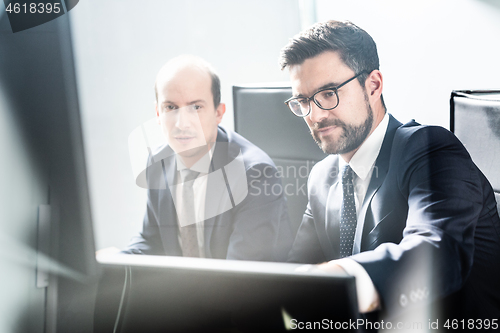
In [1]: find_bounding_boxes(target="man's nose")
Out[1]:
[308,101,329,124]
[175,107,192,129]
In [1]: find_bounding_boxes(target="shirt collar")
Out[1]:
[339,112,389,180]
[176,143,216,174]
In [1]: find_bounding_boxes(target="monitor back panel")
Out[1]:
[95,255,358,332]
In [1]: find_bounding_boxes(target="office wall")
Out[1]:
[69,0,302,249]
[315,0,500,126]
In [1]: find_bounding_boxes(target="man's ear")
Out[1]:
[365,70,383,103]
[155,102,161,125]
[215,103,226,124]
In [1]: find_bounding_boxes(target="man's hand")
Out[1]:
[96,246,121,261]
[317,260,348,274]
[320,259,381,313]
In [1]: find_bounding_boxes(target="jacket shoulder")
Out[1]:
[395,120,456,142]
[393,121,464,156]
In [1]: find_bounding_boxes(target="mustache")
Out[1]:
[312,118,346,131]
[171,130,197,137]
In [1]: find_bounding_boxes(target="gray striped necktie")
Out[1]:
[178,169,200,257]
[339,165,357,258]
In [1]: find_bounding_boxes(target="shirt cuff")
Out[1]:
[335,258,381,313]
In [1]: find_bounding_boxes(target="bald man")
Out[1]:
[122,55,292,261]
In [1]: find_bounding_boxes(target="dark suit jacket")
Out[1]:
[289,114,500,319]
[123,126,292,261]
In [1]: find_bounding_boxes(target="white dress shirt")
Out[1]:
[336,113,390,313]
[174,144,215,258]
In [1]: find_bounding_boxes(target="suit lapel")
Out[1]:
[352,115,402,255]
[204,128,230,257]
[156,152,183,255]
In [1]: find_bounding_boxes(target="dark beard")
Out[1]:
[312,101,374,155]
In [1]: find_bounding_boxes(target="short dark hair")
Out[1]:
[209,70,221,108]
[280,20,379,86]
[155,55,221,108]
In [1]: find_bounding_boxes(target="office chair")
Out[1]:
[451,90,500,215]
[233,84,327,237]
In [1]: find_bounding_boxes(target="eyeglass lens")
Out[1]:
[288,89,338,116]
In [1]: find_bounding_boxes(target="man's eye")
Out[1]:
[164,105,177,112]
[319,90,336,100]
[298,98,309,106]
[192,104,202,111]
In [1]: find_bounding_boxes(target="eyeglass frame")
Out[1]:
[284,70,369,117]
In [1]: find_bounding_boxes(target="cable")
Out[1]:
[113,266,131,333]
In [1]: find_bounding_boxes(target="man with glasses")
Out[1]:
[281,20,500,322]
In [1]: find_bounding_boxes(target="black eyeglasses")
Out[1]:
[284,71,368,117]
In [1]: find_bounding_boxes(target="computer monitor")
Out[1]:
[95,254,359,332]
[0,10,97,333]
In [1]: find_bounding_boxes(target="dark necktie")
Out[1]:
[178,169,200,257]
[339,165,357,258]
